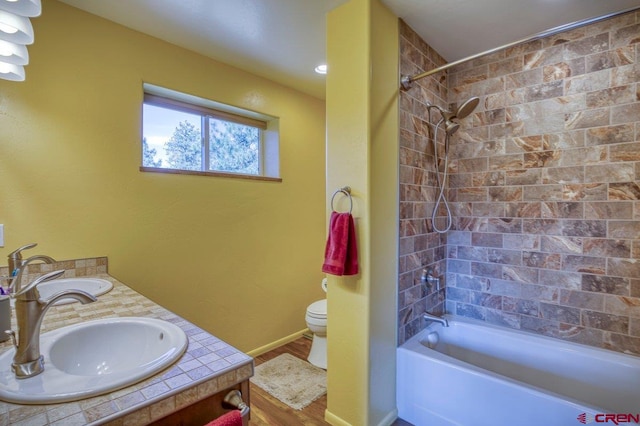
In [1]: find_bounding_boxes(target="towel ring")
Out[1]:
[331,186,352,214]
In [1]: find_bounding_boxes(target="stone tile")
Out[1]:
[455,302,486,320]
[610,142,640,162]
[454,274,491,292]
[586,84,636,108]
[561,220,606,237]
[608,258,640,279]
[523,251,561,269]
[520,316,560,337]
[603,332,640,355]
[521,283,559,302]
[503,297,539,316]
[540,302,581,325]
[488,218,522,233]
[609,221,640,239]
[586,46,635,72]
[611,22,640,49]
[503,234,539,250]
[611,103,640,126]
[605,296,640,318]
[540,269,582,289]
[505,202,541,218]
[565,69,610,95]
[585,124,635,146]
[584,201,633,220]
[582,310,629,333]
[486,309,521,329]
[586,163,635,183]
[564,32,610,59]
[471,262,502,279]
[543,59,585,81]
[488,249,522,265]
[540,236,582,254]
[564,108,610,130]
[471,232,503,247]
[609,182,640,200]
[505,169,541,185]
[523,185,563,201]
[502,266,538,284]
[560,289,604,310]
[488,186,522,202]
[541,202,583,219]
[523,218,563,235]
[562,255,606,274]
[583,239,631,258]
[542,166,583,184]
[487,279,523,297]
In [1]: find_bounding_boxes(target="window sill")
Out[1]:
[140,167,282,182]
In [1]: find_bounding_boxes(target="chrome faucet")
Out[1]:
[8,269,97,378]
[423,312,449,327]
[7,243,56,294]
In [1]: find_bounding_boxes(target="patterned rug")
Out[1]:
[251,353,327,410]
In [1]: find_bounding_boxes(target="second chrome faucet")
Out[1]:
[6,243,97,378]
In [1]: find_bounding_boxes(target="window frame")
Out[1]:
[140,84,281,182]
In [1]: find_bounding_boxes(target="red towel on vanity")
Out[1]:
[204,410,242,426]
[322,211,359,276]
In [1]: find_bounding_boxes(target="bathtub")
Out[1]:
[397,316,640,426]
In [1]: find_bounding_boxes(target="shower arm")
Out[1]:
[400,6,640,90]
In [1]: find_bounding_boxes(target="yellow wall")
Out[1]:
[325,0,399,424]
[0,0,327,352]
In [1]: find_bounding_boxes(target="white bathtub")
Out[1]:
[397,316,640,426]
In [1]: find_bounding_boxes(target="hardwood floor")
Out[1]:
[248,337,413,426]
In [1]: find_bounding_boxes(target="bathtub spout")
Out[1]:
[423,312,448,327]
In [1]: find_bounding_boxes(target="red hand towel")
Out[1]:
[322,211,359,276]
[204,410,242,426]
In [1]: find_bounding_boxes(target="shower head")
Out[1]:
[455,96,480,120]
[426,96,479,136]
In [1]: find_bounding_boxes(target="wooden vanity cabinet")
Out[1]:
[148,380,250,426]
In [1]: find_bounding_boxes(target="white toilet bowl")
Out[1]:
[305,299,327,369]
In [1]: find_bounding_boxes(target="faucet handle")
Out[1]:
[8,243,37,261]
[12,270,65,298]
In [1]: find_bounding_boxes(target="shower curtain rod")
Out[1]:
[400,6,640,91]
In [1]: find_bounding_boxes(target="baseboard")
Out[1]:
[324,409,352,426]
[246,328,309,358]
[324,408,399,426]
[378,409,399,426]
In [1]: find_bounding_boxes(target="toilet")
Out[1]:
[305,298,327,369]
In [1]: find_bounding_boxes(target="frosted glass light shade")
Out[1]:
[0,39,27,64]
[0,60,25,81]
[0,10,33,44]
[0,0,41,17]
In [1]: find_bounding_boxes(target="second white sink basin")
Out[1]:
[0,317,188,404]
[37,277,113,305]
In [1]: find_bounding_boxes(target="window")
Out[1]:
[141,84,280,180]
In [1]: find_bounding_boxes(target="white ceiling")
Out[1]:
[57,0,640,100]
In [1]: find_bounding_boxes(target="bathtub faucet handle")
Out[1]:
[420,267,440,291]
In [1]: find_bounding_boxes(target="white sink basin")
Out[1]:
[0,317,188,404]
[37,277,113,305]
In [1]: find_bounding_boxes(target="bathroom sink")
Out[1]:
[0,317,188,404]
[37,277,113,305]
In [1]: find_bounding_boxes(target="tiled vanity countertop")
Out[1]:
[0,258,254,426]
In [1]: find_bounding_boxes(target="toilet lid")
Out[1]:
[307,299,327,317]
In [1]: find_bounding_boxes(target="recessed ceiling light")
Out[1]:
[314,64,327,75]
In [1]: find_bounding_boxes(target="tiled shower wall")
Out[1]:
[398,11,640,354]
[445,10,640,355]
[397,21,449,345]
